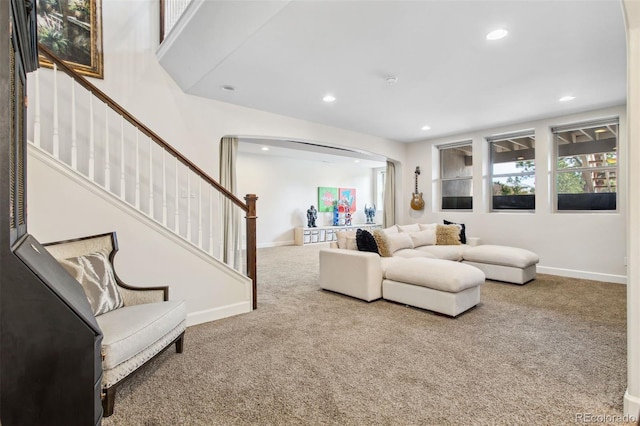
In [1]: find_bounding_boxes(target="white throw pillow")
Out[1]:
[397,223,420,233]
[383,225,399,234]
[336,230,357,250]
[346,236,358,251]
[386,232,415,253]
[419,223,437,231]
[408,229,436,247]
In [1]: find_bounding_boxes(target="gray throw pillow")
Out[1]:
[58,249,124,316]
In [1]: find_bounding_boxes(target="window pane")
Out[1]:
[440,143,473,210]
[441,146,472,179]
[557,171,616,194]
[492,194,535,210]
[554,120,618,211]
[490,135,535,175]
[442,179,472,210]
[492,160,535,176]
[556,123,617,169]
[558,152,617,169]
[489,133,535,211]
[491,176,535,210]
[492,175,535,196]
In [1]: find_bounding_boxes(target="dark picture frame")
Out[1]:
[36,0,103,78]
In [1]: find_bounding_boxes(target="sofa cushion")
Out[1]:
[397,223,420,233]
[380,257,408,278]
[436,224,461,245]
[463,245,539,268]
[97,300,187,370]
[372,230,393,257]
[336,231,357,250]
[386,232,414,254]
[408,229,436,247]
[356,229,379,254]
[419,223,437,231]
[58,249,124,316]
[444,220,467,244]
[394,249,437,259]
[383,225,399,234]
[416,245,467,261]
[385,258,485,293]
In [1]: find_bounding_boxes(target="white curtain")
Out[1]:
[219,137,241,270]
[383,161,396,227]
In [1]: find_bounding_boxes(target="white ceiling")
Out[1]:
[158,0,627,143]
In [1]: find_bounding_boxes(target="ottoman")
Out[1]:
[383,258,485,317]
[462,245,539,285]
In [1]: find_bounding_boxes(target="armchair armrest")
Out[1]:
[117,284,168,306]
[319,248,383,301]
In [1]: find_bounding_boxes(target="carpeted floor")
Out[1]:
[103,244,630,425]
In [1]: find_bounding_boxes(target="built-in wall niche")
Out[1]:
[236,138,385,246]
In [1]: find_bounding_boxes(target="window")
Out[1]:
[488,131,535,211]
[439,142,473,210]
[552,118,618,211]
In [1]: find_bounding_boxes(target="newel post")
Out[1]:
[245,194,258,309]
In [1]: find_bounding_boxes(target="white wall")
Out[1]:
[237,153,378,247]
[27,147,251,326]
[404,105,627,283]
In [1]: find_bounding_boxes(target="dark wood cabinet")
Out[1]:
[1,1,104,424]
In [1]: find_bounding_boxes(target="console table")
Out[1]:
[294,224,381,246]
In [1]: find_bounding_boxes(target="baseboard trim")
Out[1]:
[258,240,294,248]
[624,390,640,420]
[186,301,252,327]
[537,265,626,284]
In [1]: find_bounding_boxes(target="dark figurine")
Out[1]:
[307,205,318,227]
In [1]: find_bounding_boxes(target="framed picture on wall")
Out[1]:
[37,0,104,78]
[339,188,356,211]
[318,187,338,212]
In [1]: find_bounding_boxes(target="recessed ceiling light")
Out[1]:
[385,76,398,85]
[595,129,606,133]
[559,95,575,102]
[221,85,236,92]
[261,147,269,151]
[323,94,336,103]
[421,125,431,131]
[486,29,508,41]
[354,159,361,163]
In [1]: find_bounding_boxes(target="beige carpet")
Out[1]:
[103,244,630,425]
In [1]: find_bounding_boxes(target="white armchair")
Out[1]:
[44,232,186,417]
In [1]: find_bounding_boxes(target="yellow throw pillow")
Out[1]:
[372,229,393,257]
[436,224,461,245]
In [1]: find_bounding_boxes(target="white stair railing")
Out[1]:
[29,45,258,309]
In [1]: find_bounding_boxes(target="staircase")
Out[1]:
[27,45,258,319]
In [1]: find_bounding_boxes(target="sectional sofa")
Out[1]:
[319,223,539,316]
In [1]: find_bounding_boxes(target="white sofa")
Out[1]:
[319,223,539,314]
